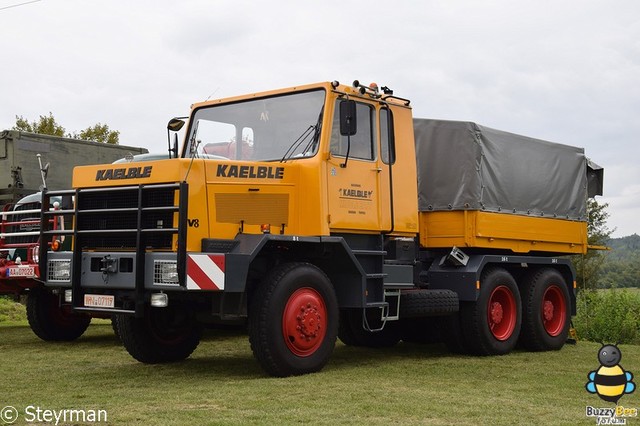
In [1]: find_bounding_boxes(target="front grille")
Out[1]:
[76,185,179,250]
[2,202,41,246]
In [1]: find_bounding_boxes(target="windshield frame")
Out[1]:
[182,88,327,162]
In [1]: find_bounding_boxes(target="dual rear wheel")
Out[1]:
[445,266,570,355]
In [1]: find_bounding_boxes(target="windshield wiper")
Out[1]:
[280,107,324,163]
[188,121,201,158]
[280,125,315,162]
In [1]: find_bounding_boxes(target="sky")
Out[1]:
[1,0,638,237]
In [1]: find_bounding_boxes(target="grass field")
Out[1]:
[2,320,639,425]
[0,297,27,323]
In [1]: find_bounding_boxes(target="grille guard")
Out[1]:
[39,182,189,317]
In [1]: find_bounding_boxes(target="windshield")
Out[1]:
[184,89,326,162]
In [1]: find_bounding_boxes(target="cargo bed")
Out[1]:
[419,210,588,254]
[413,118,600,255]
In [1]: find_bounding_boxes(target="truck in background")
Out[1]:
[0,130,148,340]
[1,130,148,206]
[39,80,603,374]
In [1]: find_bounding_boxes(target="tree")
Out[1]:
[573,198,614,289]
[13,112,66,137]
[75,123,120,145]
[13,113,120,144]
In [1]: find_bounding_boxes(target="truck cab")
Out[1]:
[178,81,418,240]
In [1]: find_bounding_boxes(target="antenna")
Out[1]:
[36,153,49,190]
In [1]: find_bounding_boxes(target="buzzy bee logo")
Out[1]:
[586,344,636,403]
[585,343,637,424]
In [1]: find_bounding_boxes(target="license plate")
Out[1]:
[84,294,115,309]
[7,266,36,278]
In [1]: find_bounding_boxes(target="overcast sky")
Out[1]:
[1,0,638,237]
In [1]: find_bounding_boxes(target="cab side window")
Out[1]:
[330,100,376,160]
[380,107,395,165]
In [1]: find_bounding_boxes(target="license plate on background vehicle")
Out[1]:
[7,266,36,278]
[84,294,115,309]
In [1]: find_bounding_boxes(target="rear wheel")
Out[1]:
[519,268,570,351]
[117,305,202,363]
[26,288,91,341]
[249,262,338,377]
[461,267,521,355]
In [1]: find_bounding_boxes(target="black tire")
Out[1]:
[111,315,121,341]
[249,262,338,377]
[117,306,202,363]
[519,268,571,351]
[461,267,521,355]
[338,308,401,348]
[399,289,459,318]
[26,288,91,341]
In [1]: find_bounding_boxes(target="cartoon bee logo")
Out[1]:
[586,343,636,403]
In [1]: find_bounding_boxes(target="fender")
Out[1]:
[200,234,369,307]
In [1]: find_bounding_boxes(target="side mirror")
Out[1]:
[339,100,357,136]
[167,118,186,159]
[167,118,185,132]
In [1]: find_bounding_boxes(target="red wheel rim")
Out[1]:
[282,287,327,357]
[541,285,566,336]
[487,285,517,341]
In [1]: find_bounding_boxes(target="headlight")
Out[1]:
[31,245,39,264]
[154,261,178,285]
[48,259,71,282]
[150,292,169,307]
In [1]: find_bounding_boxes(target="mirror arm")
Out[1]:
[172,133,179,159]
[341,133,351,168]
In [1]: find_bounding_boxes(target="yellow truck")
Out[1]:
[39,80,603,376]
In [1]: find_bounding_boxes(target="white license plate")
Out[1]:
[84,294,115,309]
[8,266,36,278]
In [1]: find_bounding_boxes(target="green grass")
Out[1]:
[0,296,27,323]
[1,322,638,425]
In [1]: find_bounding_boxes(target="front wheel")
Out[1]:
[519,268,571,351]
[117,305,202,363]
[26,288,91,341]
[461,267,521,355]
[249,262,338,377]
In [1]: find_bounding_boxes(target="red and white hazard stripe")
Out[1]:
[186,254,225,290]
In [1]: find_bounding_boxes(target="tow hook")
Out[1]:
[100,255,118,274]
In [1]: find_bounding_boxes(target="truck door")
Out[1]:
[326,100,390,232]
